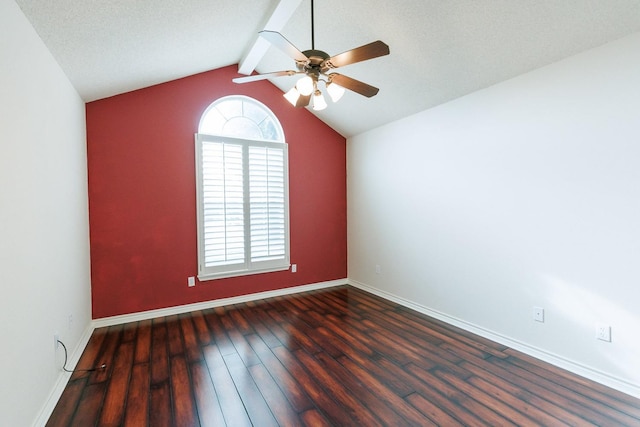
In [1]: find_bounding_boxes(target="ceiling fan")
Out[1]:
[233,0,390,110]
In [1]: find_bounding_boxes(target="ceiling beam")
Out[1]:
[238,0,303,75]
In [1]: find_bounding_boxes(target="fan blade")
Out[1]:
[233,70,299,84]
[322,40,389,71]
[329,74,379,98]
[259,30,308,63]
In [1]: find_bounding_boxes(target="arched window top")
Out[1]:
[198,96,284,142]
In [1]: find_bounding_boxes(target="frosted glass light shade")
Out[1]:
[283,87,300,106]
[326,82,345,102]
[312,90,327,111]
[296,75,314,96]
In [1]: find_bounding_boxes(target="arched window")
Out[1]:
[195,96,290,280]
[198,95,284,142]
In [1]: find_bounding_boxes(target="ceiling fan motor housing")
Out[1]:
[298,49,330,75]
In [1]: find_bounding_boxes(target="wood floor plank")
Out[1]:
[505,350,640,420]
[267,309,323,354]
[248,362,301,427]
[121,321,138,343]
[223,352,279,427]
[433,368,539,426]
[316,315,377,357]
[330,336,415,397]
[149,381,172,427]
[170,355,200,427]
[220,314,262,367]
[410,387,485,426]
[331,353,434,426]
[375,309,506,364]
[458,359,590,426]
[366,329,435,367]
[291,349,382,426]
[48,286,640,427]
[488,355,630,426]
[316,288,354,313]
[190,360,226,427]
[287,318,344,359]
[246,333,315,413]
[133,319,152,364]
[228,306,256,335]
[90,324,123,384]
[304,293,350,318]
[69,383,106,427]
[179,313,202,363]
[312,352,416,426]
[123,363,150,427]
[406,362,517,426]
[299,409,331,427]
[150,317,169,386]
[341,287,395,312]
[284,292,315,313]
[271,345,358,424]
[361,315,470,374]
[191,310,213,346]
[467,373,574,426]
[70,328,107,380]
[237,306,283,349]
[202,344,252,426]
[242,304,290,350]
[166,315,184,357]
[97,341,134,427]
[202,309,237,356]
[405,392,465,426]
[395,305,511,356]
[45,378,87,427]
[251,308,303,351]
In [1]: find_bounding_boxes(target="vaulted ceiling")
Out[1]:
[15,0,640,137]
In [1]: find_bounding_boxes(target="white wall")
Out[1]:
[348,32,640,396]
[0,1,92,425]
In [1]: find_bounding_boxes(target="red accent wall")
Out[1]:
[86,65,347,319]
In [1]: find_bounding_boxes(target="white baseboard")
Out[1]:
[348,279,640,399]
[92,278,347,328]
[32,323,95,427]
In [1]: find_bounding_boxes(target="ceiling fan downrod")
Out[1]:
[310,0,315,50]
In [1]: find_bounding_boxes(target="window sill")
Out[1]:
[198,264,291,281]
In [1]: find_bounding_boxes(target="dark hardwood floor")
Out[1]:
[47,285,640,426]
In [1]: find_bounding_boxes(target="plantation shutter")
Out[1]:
[201,141,245,268]
[249,146,286,262]
[196,134,289,279]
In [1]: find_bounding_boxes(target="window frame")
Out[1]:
[194,97,290,281]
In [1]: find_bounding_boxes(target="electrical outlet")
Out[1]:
[533,306,544,322]
[68,314,73,331]
[188,276,195,287]
[596,324,611,342]
[375,264,381,274]
[291,264,297,273]
[54,333,59,349]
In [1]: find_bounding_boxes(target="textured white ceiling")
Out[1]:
[15,0,640,137]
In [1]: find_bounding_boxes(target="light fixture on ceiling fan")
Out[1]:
[233,0,390,111]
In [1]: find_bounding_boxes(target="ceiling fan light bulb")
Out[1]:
[312,90,327,111]
[283,87,301,106]
[296,75,314,96]
[327,82,345,102]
